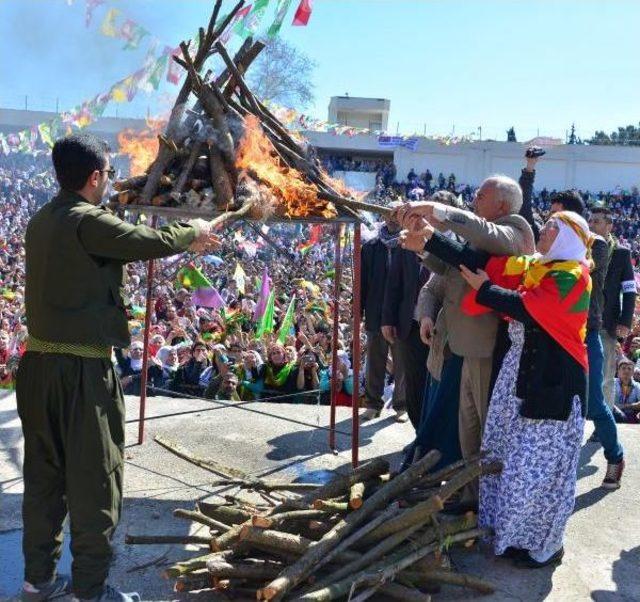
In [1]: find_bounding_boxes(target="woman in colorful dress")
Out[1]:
[399,210,592,568]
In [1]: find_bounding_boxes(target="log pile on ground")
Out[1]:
[126,437,500,600]
[111,0,387,228]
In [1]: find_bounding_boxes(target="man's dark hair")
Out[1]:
[590,206,613,224]
[550,190,585,216]
[52,133,109,191]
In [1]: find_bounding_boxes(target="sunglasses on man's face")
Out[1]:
[99,167,116,180]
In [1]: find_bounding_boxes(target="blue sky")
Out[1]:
[1,0,638,141]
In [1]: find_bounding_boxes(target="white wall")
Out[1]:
[306,131,640,192]
[333,171,377,192]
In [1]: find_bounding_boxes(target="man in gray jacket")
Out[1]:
[395,175,535,504]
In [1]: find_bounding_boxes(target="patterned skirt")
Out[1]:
[479,321,585,557]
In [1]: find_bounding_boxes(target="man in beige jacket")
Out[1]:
[396,175,535,505]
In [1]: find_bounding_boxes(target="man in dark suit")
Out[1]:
[589,206,637,409]
[360,215,405,420]
[381,242,429,428]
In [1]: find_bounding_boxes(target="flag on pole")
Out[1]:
[292,0,312,26]
[256,291,276,338]
[176,263,226,309]
[267,0,294,37]
[277,295,296,343]
[253,267,271,319]
[233,263,246,294]
[192,287,226,310]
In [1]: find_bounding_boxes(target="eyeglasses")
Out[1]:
[100,167,116,180]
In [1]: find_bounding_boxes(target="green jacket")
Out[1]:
[25,190,196,348]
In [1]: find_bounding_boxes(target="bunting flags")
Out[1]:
[165,46,182,84]
[256,291,276,338]
[100,7,120,36]
[277,295,296,343]
[120,19,149,50]
[85,0,105,27]
[292,0,313,26]
[268,0,294,37]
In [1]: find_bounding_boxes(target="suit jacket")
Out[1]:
[382,247,429,341]
[602,241,637,335]
[360,237,389,332]
[422,208,535,358]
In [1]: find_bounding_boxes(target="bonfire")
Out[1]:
[111,0,388,227]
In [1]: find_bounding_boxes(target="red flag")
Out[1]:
[292,0,312,26]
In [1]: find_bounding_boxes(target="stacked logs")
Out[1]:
[111,0,391,227]
[126,443,500,600]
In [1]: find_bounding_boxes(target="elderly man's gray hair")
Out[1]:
[484,175,523,214]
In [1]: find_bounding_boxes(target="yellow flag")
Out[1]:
[101,8,121,37]
[233,263,246,294]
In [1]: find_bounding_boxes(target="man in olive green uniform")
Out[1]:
[18,134,220,602]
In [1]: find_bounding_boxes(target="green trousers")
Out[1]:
[16,352,125,599]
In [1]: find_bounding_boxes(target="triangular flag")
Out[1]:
[292,0,312,26]
[176,263,213,290]
[253,266,271,320]
[277,295,296,344]
[85,0,105,27]
[37,123,54,148]
[120,19,149,50]
[256,291,276,338]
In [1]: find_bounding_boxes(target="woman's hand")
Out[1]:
[459,265,489,290]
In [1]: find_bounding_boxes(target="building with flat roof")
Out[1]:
[328,96,390,132]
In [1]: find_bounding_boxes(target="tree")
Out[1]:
[247,38,316,109]
[568,123,578,144]
[506,127,516,142]
[587,123,640,146]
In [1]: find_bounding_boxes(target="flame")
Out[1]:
[117,119,165,176]
[235,115,337,219]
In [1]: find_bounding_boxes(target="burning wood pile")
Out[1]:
[112,0,380,226]
[127,437,500,600]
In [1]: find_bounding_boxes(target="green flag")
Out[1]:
[176,263,212,290]
[256,290,276,338]
[276,295,296,344]
[267,0,293,37]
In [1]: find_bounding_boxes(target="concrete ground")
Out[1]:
[1,391,638,601]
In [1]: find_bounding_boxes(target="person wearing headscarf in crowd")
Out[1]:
[171,340,211,396]
[250,343,300,400]
[400,210,592,569]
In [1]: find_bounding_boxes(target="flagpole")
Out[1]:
[137,215,158,445]
[329,224,342,452]
[351,223,362,468]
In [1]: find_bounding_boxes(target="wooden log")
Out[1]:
[163,550,234,579]
[416,451,485,488]
[173,141,204,194]
[206,558,283,581]
[207,141,235,208]
[174,569,212,593]
[285,458,389,511]
[378,582,431,602]
[173,508,231,533]
[208,198,258,230]
[349,482,365,510]
[124,534,211,545]
[197,501,252,525]
[309,514,477,592]
[256,451,440,601]
[401,569,494,595]
[211,524,244,552]
[238,527,359,563]
[154,435,248,479]
[297,528,488,602]
[113,174,148,191]
[361,461,500,544]
[252,510,328,530]
[312,500,349,513]
[139,0,245,203]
